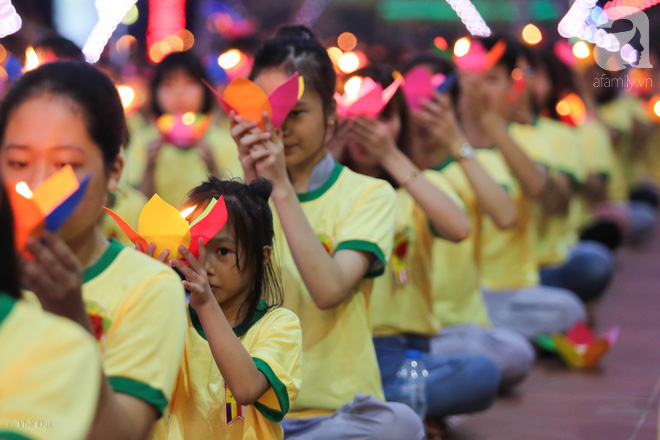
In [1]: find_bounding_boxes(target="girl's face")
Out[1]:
[201,218,271,312]
[481,65,513,116]
[157,69,205,115]
[0,94,122,244]
[254,68,330,171]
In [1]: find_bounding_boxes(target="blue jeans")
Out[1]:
[373,335,500,419]
[540,240,614,302]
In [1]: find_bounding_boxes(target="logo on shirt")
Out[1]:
[316,231,336,255]
[392,227,413,286]
[85,300,112,352]
[225,385,246,424]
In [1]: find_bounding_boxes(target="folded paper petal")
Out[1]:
[336,76,404,119]
[102,207,148,251]
[454,40,506,74]
[552,334,585,368]
[268,72,303,128]
[189,197,228,257]
[31,165,79,214]
[205,73,302,129]
[45,175,90,232]
[566,321,595,345]
[436,71,457,94]
[138,194,191,259]
[403,66,434,110]
[7,165,80,252]
[583,339,610,368]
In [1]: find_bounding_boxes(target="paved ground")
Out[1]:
[449,230,660,440]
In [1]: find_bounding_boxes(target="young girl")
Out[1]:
[0,178,102,440]
[337,64,501,428]
[231,26,425,439]
[0,61,186,440]
[161,177,302,440]
[123,51,242,207]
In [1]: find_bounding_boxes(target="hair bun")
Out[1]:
[248,178,273,202]
[276,25,317,42]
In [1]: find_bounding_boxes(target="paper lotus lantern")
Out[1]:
[6,165,90,252]
[205,72,304,129]
[538,322,619,369]
[103,194,228,260]
[157,112,211,148]
[335,76,404,119]
[453,40,506,74]
[402,66,457,110]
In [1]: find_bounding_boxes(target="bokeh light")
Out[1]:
[338,52,360,73]
[218,49,242,70]
[572,41,590,59]
[522,24,542,45]
[338,32,357,51]
[454,37,471,57]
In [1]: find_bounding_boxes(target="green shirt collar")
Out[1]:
[84,239,124,283]
[297,161,344,203]
[189,299,269,340]
[431,155,455,172]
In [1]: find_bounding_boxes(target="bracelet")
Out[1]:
[401,169,421,188]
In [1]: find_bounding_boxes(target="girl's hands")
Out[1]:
[22,232,84,315]
[347,115,397,162]
[146,138,165,169]
[135,242,170,264]
[172,239,214,310]
[247,113,290,191]
[414,92,467,154]
[229,111,271,183]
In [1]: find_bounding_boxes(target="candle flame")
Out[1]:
[24,47,40,72]
[15,182,32,198]
[180,205,196,219]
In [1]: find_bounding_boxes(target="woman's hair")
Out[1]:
[249,25,337,119]
[0,181,21,299]
[536,48,582,120]
[0,61,127,168]
[149,51,216,117]
[34,35,84,61]
[186,177,283,327]
[339,63,413,188]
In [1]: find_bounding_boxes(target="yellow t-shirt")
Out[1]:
[574,119,616,228]
[99,184,148,248]
[166,302,302,440]
[533,117,586,267]
[371,170,465,337]
[276,161,396,418]
[24,240,186,437]
[432,148,515,327]
[0,293,101,440]
[598,96,651,197]
[480,123,555,290]
[643,126,660,187]
[124,123,243,207]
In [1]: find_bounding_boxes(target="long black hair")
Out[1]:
[150,51,216,117]
[0,61,127,169]
[186,177,283,327]
[0,181,21,299]
[250,25,337,120]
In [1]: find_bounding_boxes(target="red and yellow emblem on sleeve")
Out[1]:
[225,385,245,425]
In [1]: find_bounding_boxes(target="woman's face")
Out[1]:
[254,68,330,171]
[0,94,122,244]
[157,69,205,115]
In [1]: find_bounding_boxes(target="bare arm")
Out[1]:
[350,115,470,242]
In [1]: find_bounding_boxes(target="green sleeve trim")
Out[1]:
[428,219,442,238]
[334,240,387,278]
[0,432,34,440]
[0,294,17,328]
[501,184,512,194]
[108,376,169,418]
[252,357,290,422]
[595,171,610,181]
[558,169,582,190]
